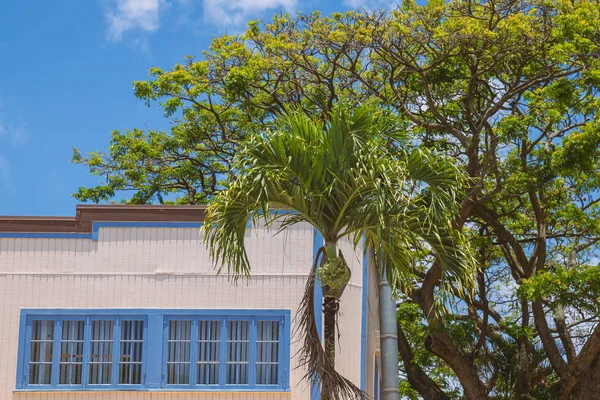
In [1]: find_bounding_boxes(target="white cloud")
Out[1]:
[203,0,296,27]
[105,0,167,41]
[0,120,27,146]
[343,0,398,10]
[103,0,297,42]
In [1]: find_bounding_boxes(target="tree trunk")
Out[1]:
[414,262,489,400]
[322,242,338,400]
[570,353,600,399]
[379,264,401,400]
[323,296,338,366]
[397,322,449,400]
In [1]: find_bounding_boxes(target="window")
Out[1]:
[17,310,290,392]
[226,320,249,385]
[256,320,279,385]
[89,320,113,384]
[28,320,54,385]
[197,320,220,385]
[18,315,146,390]
[166,320,192,384]
[58,320,84,385]
[163,315,286,389]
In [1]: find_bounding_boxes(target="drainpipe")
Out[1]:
[379,259,400,400]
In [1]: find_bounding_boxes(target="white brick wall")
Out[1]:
[0,222,369,400]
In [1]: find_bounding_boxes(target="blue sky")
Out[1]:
[0,0,391,216]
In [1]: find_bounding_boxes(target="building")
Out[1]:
[0,205,381,399]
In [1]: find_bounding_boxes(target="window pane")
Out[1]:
[62,321,72,340]
[40,365,52,384]
[120,342,131,362]
[72,364,82,384]
[103,341,113,358]
[166,320,191,385]
[131,364,142,384]
[132,343,143,362]
[257,364,266,384]
[43,321,54,340]
[179,363,190,384]
[31,321,42,341]
[257,343,266,363]
[121,321,131,340]
[29,364,39,384]
[133,321,143,340]
[101,364,112,384]
[75,321,85,341]
[239,364,248,384]
[269,342,279,362]
[30,342,40,363]
[269,364,278,384]
[167,364,176,384]
[89,364,99,385]
[42,342,53,362]
[119,363,130,384]
[270,323,279,341]
[180,341,190,362]
[104,321,114,340]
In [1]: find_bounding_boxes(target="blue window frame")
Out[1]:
[17,313,147,391]
[16,309,290,392]
[162,314,288,390]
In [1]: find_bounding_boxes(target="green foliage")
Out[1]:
[74,0,600,397]
[519,265,600,314]
[72,127,226,204]
[202,105,473,294]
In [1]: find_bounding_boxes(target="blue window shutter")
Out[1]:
[283,314,291,390]
[218,317,227,389]
[15,313,27,389]
[81,317,91,388]
[189,319,199,386]
[111,318,120,386]
[145,314,163,388]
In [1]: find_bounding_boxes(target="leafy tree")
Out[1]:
[74,0,600,398]
[202,105,472,399]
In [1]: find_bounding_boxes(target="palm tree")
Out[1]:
[202,105,473,400]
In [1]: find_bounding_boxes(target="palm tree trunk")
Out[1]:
[323,296,338,365]
[379,262,401,400]
[322,242,338,400]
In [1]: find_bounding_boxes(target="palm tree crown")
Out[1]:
[203,105,474,399]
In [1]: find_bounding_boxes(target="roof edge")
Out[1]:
[0,205,206,233]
